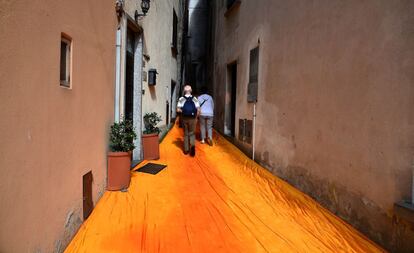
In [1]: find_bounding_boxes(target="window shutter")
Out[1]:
[247,46,259,103]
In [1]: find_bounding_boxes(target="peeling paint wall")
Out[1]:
[0,0,117,252]
[211,0,414,251]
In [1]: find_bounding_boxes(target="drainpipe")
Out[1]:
[252,102,257,161]
[115,28,121,123]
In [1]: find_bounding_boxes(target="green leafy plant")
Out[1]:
[143,112,162,134]
[109,119,137,152]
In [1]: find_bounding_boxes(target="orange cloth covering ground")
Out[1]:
[65,124,386,253]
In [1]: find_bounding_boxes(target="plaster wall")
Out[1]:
[124,0,183,130]
[0,0,117,252]
[212,0,414,251]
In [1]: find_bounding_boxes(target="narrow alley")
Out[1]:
[65,125,383,252]
[1,0,414,252]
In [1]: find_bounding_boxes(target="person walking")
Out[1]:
[177,85,200,156]
[198,86,214,146]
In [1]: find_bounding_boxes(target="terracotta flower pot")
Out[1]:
[142,133,160,160]
[107,151,131,191]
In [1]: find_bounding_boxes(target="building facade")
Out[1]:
[0,0,186,252]
[211,0,414,252]
[0,0,117,252]
[117,0,186,163]
[184,0,214,92]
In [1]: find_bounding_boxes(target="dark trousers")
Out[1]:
[182,117,196,152]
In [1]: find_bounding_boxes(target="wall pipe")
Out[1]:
[252,102,256,161]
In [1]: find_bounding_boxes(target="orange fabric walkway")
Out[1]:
[65,125,385,253]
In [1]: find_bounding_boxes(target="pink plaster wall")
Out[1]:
[0,0,117,251]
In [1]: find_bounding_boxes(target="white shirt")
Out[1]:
[177,94,200,108]
[197,94,214,117]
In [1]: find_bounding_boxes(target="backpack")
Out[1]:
[181,96,197,117]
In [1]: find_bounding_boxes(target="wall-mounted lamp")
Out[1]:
[148,68,158,86]
[135,0,151,20]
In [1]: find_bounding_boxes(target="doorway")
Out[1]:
[124,19,143,162]
[226,62,237,137]
[114,17,143,163]
[125,27,135,122]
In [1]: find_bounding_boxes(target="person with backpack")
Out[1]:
[177,85,200,156]
[198,86,214,146]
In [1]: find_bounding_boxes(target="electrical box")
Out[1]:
[148,69,158,86]
[239,119,245,142]
[238,119,253,144]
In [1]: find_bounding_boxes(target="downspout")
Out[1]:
[115,28,121,123]
[252,102,256,161]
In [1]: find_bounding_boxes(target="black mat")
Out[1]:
[135,163,167,175]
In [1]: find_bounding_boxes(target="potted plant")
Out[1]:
[107,119,137,191]
[142,112,162,160]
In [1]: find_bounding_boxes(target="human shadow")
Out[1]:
[172,138,184,149]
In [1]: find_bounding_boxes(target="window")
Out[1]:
[247,46,259,103]
[171,9,178,53]
[60,34,72,88]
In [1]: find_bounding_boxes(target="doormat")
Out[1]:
[135,163,167,175]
